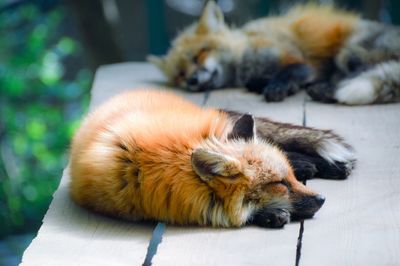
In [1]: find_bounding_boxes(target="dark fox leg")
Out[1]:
[285,152,318,180]
[223,110,356,180]
[286,151,351,180]
[237,46,311,101]
[305,59,347,103]
[305,81,337,103]
[250,208,290,228]
[263,63,313,102]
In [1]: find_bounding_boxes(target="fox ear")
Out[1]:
[196,1,225,34]
[191,149,241,181]
[228,114,256,141]
[147,55,166,72]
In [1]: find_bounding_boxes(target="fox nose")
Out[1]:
[314,194,326,208]
[187,75,199,86]
[290,194,326,220]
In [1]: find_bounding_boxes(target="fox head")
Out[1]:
[191,114,325,227]
[148,1,246,91]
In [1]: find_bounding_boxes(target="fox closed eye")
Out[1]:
[279,179,290,188]
[267,180,290,192]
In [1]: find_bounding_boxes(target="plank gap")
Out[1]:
[295,220,305,266]
[142,222,166,266]
[202,90,211,106]
[302,97,307,127]
[295,96,308,266]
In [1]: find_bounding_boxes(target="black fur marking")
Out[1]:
[286,152,318,181]
[165,185,172,210]
[252,208,290,228]
[119,177,128,191]
[133,168,140,177]
[133,170,141,189]
[286,151,350,180]
[129,205,136,215]
[346,55,366,73]
[290,194,325,220]
[245,77,271,93]
[263,82,290,102]
[313,158,351,180]
[118,142,129,151]
[263,64,312,102]
[286,64,313,83]
[280,139,321,156]
[118,156,133,164]
[227,114,255,141]
[305,81,338,103]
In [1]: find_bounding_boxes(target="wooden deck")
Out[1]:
[21,63,400,266]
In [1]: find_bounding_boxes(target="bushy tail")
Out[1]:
[334,60,400,105]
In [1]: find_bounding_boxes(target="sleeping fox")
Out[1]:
[149,1,400,105]
[69,89,355,228]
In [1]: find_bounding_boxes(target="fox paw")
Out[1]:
[292,161,318,181]
[252,208,290,228]
[286,149,354,180]
[316,159,353,180]
[306,82,337,103]
[263,82,290,102]
[286,152,318,181]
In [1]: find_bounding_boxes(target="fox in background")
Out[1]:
[70,89,355,228]
[149,1,400,105]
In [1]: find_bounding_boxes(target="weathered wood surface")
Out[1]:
[21,62,400,266]
[301,102,400,266]
[20,169,154,266]
[89,62,204,110]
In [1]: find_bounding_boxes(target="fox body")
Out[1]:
[70,89,354,228]
[149,2,400,105]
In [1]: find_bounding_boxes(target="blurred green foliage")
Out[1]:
[0,3,92,238]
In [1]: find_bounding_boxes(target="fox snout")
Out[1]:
[290,194,325,220]
[186,68,217,91]
[251,194,325,228]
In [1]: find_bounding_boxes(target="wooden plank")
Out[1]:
[301,102,400,265]
[20,169,154,266]
[153,89,306,266]
[21,62,205,265]
[153,225,302,266]
[205,88,305,124]
[89,62,204,109]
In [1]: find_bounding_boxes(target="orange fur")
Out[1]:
[70,89,317,227]
[289,4,358,66]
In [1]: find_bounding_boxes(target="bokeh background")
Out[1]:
[1,0,399,264]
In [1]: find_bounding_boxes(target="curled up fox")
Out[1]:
[149,1,400,105]
[70,89,355,228]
